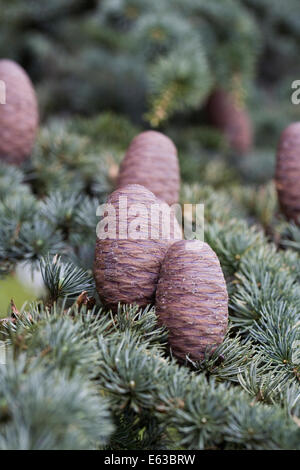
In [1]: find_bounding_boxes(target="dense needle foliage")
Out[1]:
[0,0,299,450]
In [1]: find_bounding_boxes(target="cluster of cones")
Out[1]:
[1,58,300,360]
[94,130,228,362]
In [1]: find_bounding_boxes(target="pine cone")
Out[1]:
[94,184,182,312]
[155,240,228,362]
[275,122,300,224]
[117,130,180,205]
[0,59,39,165]
[206,89,252,154]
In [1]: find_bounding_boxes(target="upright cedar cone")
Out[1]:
[94,184,182,312]
[117,130,180,205]
[275,122,300,224]
[206,89,252,154]
[0,59,39,165]
[155,240,228,362]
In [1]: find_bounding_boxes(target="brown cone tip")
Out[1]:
[117,130,180,205]
[155,240,228,362]
[0,59,39,165]
[94,184,182,312]
[275,122,300,224]
[207,89,253,154]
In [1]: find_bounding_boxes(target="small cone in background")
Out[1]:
[0,59,39,165]
[94,184,182,312]
[206,88,253,154]
[275,122,300,224]
[117,130,180,206]
[155,240,228,362]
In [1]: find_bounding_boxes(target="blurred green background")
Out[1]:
[0,276,36,317]
[0,0,299,131]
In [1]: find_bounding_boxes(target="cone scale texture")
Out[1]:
[156,240,228,362]
[0,59,39,165]
[94,184,181,312]
[275,122,300,224]
[117,130,180,205]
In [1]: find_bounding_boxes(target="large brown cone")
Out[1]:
[117,130,180,206]
[206,89,252,154]
[94,184,182,312]
[0,59,39,165]
[275,122,300,224]
[155,240,228,362]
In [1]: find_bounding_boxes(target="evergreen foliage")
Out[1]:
[0,0,268,123]
[0,0,300,451]
[0,111,299,448]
